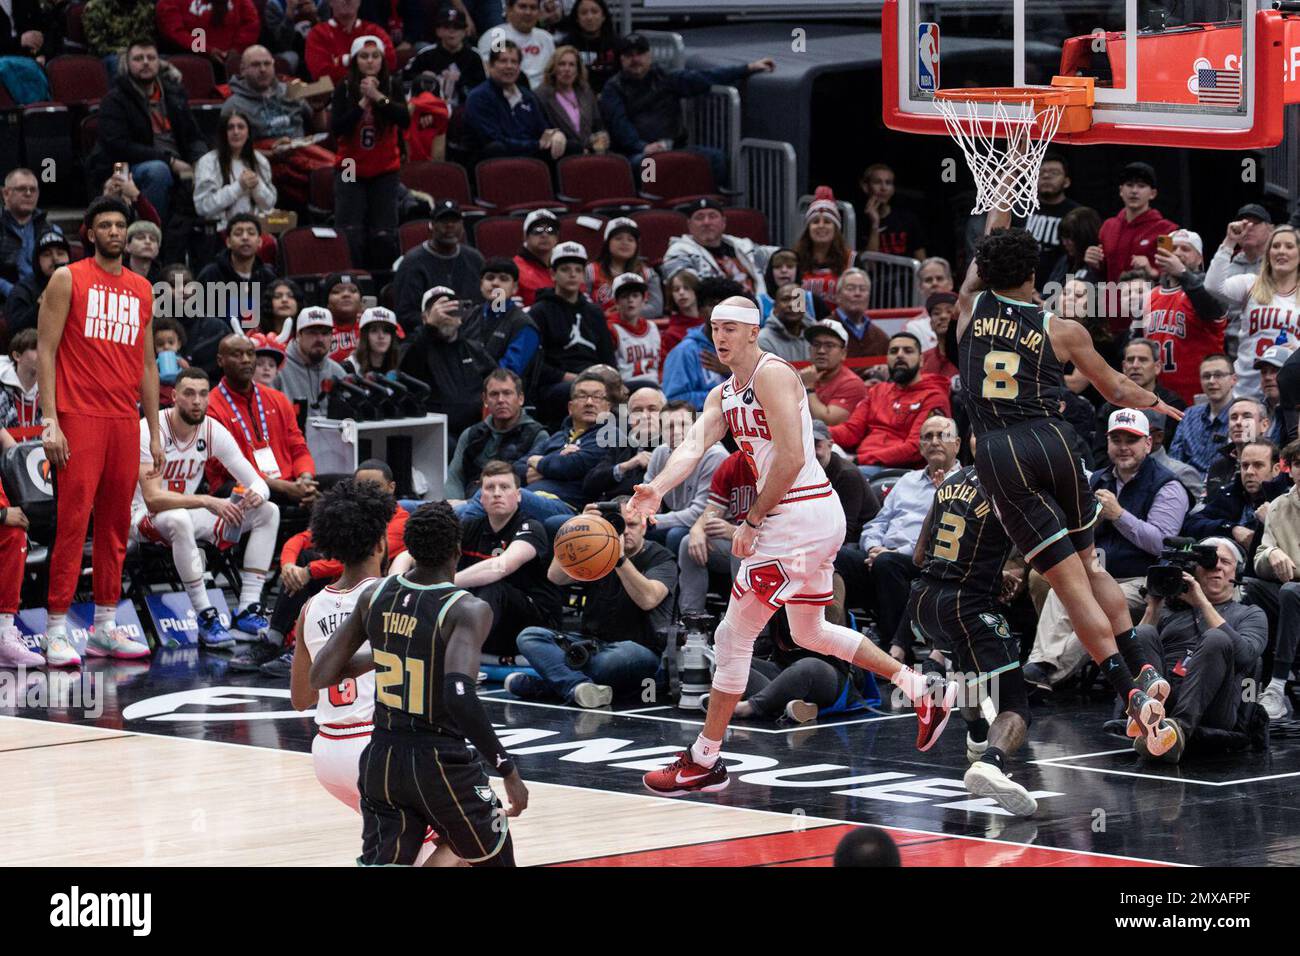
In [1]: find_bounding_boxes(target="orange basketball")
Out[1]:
[554,514,622,581]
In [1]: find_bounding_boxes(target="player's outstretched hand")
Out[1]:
[1152,398,1184,422]
[503,770,529,817]
[42,420,69,470]
[628,483,661,519]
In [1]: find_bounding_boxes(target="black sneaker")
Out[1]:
[504,672,550,701]
[260,650,294,678]
[1021,662,1053,692]
[228,640,283,673]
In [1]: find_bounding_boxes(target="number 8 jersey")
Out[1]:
[958,290,1067,435]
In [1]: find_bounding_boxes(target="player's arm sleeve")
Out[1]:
[443,598,513,772]
[213,422,270,500]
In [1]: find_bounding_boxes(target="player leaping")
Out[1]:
[956,208,1185,756]
[631,296,958,797]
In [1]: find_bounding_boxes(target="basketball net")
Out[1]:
[934,96,1066,218]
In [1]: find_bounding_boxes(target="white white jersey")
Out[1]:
[303,578,377,727]
[719,351,832,506]
[132,411,267,512]
[1207,258,1300,400]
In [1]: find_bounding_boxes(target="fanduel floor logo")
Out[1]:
[50,886,151,936]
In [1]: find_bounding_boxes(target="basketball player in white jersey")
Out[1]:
[289,479,456,866]
[632,296,958,795]
[131,367,280,649]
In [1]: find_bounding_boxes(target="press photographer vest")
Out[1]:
[1089,456,1190,579]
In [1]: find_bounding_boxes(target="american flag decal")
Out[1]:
[1197,68,1241,106]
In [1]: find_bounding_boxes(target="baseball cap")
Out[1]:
[550,241,588,268]
[925,291,958,313]
[431,199,462,221]
[1142,408,1167,432]
[680,197,724,216]
[618,32,650,55]
[804,318,849,346]
[359,305,397,330]
[523,209,559,234]
[36,229,70,254]
[1169,229,1203,256]
[1119,161,1157,188]
[612,271,647,296]
[296,306,334,332]
[433,6,467,28]
[349,34,385,58]
[1255,344,1293,369]
[421,286,457,312]
[604,216,639,240]
[250,332,286,365]
[1236,203,1271,224]
[811,419,832,442]
[321,272,362,297]
[1107,407,1150,437]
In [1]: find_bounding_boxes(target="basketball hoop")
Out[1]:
[933,78,1094,217]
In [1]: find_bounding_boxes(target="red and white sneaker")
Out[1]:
[1127,668,1171,737]
[643,751,729,796]
[915,678,959,752]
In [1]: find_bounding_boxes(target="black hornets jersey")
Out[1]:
[959,290,1066,433]
[920,466,1013,596]
[365,576,470,737]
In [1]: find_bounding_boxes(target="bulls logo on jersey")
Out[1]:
[746,561,789,605]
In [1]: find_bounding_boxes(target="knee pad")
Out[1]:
[785,604,864,660]
[711,594,771,695]
[153,508,195,542]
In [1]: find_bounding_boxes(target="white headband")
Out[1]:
[711,303,760,326]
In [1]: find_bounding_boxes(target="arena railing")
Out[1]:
[857,251,923,310]
[738,138,797,245]
[639,29,687,70]
[685,85,742,189]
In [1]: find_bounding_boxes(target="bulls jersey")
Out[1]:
[330,320,359,364]
[608,318,661,381]
[920,466,1013,596]
[958,290,1065,434]
[720,352,831,505]
[59,257,154,418]
[304,578,378,726]
[364,576,470,736]
[707,450,758,523]
[1144,285,1227,405]
[1215,271,1300,397]
[132,411,267,512]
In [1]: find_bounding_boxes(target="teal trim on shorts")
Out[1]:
[1069,500,1103,535]
[1024,526,1069,564]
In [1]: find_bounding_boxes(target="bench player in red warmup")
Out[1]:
[36,196,163,666]
[631,296,958,796]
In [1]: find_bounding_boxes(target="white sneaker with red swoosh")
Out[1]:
[643,751,730,796]
[915,678,959,752]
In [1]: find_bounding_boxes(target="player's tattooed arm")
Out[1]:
[308,580,379,688]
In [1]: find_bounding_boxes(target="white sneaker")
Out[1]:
[43,634,81,667]
[86,626,151,660]
[964,760,1038,818]
[1260,683,1290,721]
[783,700,819,724]
[966,734,989,764]
[572,682,613,709]
[0,626,43,668]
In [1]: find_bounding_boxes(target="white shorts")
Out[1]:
[128,505,231,550]
[731,492,846,610]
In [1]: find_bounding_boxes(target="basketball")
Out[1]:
[553,514,622,581]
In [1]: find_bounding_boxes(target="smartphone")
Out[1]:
[113,162,128,179]
[1157,234,1173,254]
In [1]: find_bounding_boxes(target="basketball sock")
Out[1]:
[1113,627,1149,675]
[239,570,267,611]
[1102,653,1137,700]
[892,666,928,703]
[690,734,723,767]
[0,613,13,630]
[94,604,117,635]
[184,578,212,613]
[46,613,67,640]
[980,747,1006,772]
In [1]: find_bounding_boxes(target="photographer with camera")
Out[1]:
[506,497,677,708]
[1128,537,1269,762]
[399,286,497,438]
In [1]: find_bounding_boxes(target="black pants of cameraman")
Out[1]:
[1135,625,1255,746]
[470,580,556,657]
[743,657,849,718]
[1241,578,1300,681]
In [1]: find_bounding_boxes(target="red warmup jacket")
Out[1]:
[514,249,553,308]
[281,506,408,579]
[305,18,397,82]
[406,91,450,162]
[205,379,316,488]
[829,372,952,468]
[156,0,261,54]
[1098,206,1178,287]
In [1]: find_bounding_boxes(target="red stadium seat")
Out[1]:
[640,150,723,209]
[558,214,604,254]
[399,219,431,254]
[474,157,568,215]
[721,207,769,245]
[44,55,108,108]
[631,209,687,265]
[307,165,335,222]
[471,216,526,260]
[278,226,354,280]
[556,154,651,215]
[64,3,88,52]
[399,160,485,215]
[78,112,97,155]
[167,54,221,102]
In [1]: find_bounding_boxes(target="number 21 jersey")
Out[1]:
[959,290,1066,434]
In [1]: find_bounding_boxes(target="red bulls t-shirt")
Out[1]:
[59,257,153,419]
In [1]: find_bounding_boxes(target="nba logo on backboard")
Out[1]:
[917,23,940,94]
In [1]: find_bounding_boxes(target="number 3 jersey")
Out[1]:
[303,579,378,727]
[958,290,1066,435]
[920,466,1013,598]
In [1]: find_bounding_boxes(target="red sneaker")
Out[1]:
[915,678,958,752]
[643,750,729,796]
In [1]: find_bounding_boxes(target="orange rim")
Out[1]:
[933,78,1095,133]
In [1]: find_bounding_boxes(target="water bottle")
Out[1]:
[677,618,714,711]
[156,349,181,385]
[222,486,245,543]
